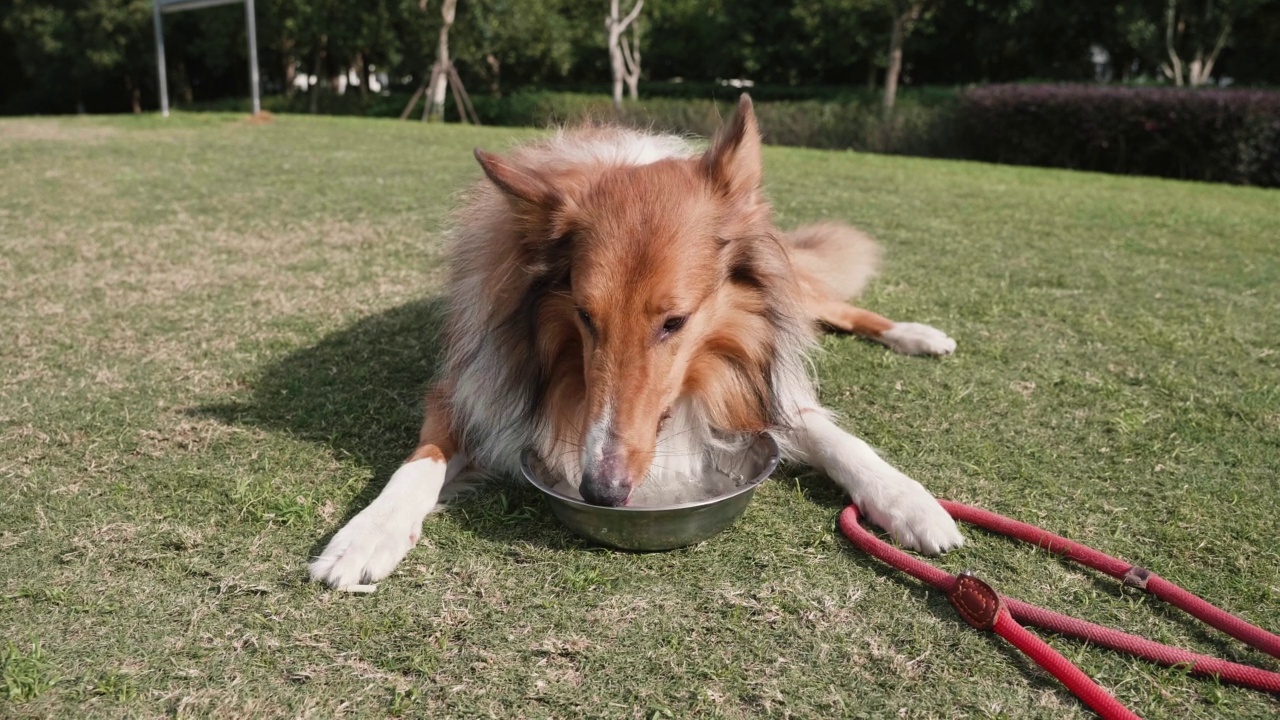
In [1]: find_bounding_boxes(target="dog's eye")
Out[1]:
[661,315,688,336]
[576,307,595,334]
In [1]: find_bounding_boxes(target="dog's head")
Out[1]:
[475,96,793,506]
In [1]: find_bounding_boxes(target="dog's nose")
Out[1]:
[580,474,630,506]
[580,453,632,507]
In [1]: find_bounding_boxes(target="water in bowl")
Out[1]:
[545,439,760,507]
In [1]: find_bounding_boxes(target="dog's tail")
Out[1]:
[784,222,881,301]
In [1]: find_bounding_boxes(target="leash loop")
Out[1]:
[838,502,1280,719]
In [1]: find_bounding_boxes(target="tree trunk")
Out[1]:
[1163,0,1234,87]
[606,0,643,109]
[621,23,641,100]
[486,54,502,96]
[883,10,906,113]
[1190,15,1233,86]
[356,51,367,99]
[282,35,297,97]
[610,51,624,109]
[1164,0,1185,86]
[310,36,327,114]
[125,75,141,114]
[176,62,195,104]
[883,0,924,114]
[427,0,457,121]
[625,70,639,101]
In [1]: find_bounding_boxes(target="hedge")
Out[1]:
[468,90,954,156]
[192,84,1280,186]
[953,84,1280,186]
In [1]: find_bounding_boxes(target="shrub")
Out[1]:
[953,84,1280,186]
[470,90,958,156]
[191,83,1279,187]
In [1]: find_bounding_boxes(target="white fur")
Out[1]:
[546,129,694,167]
[879,322,956,356]
[581,400,613,475]
[309,455,466,588]
[791,410,962,555]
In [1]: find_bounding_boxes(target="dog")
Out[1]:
[310,96,963,589]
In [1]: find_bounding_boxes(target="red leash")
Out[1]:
[839,501,1280,719]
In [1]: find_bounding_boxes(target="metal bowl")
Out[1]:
[519,433,780,551]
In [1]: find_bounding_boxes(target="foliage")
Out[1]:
[953,83,1280,185]
[1159,0,1269,85]
[2,0,1279,114]
[184,83,1280,186]
[1,0,153,113]
[465,90,955,154]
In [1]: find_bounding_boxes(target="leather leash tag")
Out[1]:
[948,572,1003,631]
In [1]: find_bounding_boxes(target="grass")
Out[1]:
[1,112,1278,719]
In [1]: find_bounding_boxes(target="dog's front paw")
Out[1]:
[309,503,422,589]
[864,479,964,555]
[309,458,447,589]
[880,322,956,356]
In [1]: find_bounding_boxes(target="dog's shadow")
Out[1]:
[200,298,446,477]
[195,298,581,557]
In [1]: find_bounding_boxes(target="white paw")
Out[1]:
[879,322,956,356]
[309,458,445,588]
[862,476,963,555]
[308,507,420,588]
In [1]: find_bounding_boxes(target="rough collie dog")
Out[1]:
[310,96,963,589]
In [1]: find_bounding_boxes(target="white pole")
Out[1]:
[245,0,261,115]
[153,0,170,117]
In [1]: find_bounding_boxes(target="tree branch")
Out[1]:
[1203,12,1233,72]
[620,33,638,77]
[618,0,643,33]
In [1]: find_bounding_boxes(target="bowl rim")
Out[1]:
[519,432,780,513]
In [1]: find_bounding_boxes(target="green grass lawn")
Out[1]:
[1,113,1278,719]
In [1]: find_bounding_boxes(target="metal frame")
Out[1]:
[153,0,260,117]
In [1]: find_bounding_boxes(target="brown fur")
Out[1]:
[307,94,961,590]
[425,95,909,503]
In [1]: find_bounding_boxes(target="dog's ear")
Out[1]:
[701,94,762,199]
[474,148,562,209]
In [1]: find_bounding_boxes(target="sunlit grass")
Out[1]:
[1,113,1277,718]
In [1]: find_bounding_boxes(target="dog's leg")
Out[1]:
[810,299,956,357]
[793,409,963,554]
[785,222,955,356]
[309,391,465,589]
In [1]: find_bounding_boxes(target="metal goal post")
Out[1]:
[152,0,261,117]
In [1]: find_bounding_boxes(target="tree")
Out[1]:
[606,0,642,108]
[454,0,584,95]
[620,11,641,100]
[790,0,884,89]
[1161,0,1262,85]
[883,0,934,112]
[397,0,478,123]
[427,0,457,119]
[2,0,153,113]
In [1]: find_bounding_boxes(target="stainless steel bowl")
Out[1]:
[519,433,780,551]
